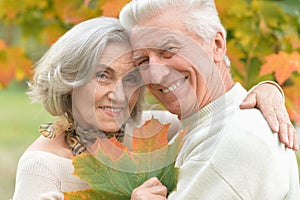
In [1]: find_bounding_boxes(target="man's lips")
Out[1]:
[159,76,188,94]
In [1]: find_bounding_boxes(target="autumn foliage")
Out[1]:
[0,0,299,124]
[216,0,300,125]
[64,118,187,199]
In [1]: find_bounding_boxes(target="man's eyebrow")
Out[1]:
[133,37,181,60]
[133,53,145,61]
[156,37,180,49]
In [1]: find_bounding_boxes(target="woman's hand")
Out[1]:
[131,177,167,200]
[240,82,298,150]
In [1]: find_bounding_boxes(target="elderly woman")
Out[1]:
[12,16,296,199]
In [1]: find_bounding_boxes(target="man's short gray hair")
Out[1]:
[120,0,226,42]
[119,0,230,66]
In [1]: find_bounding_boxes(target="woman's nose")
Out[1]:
[107,81,126,103]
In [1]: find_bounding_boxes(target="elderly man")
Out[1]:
[119,0,300,199]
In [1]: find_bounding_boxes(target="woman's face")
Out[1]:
[72,43,142,132]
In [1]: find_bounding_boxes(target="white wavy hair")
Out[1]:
[119,0,230,65]
[28,17,145,121]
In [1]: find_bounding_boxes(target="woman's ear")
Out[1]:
[213,32,226,63]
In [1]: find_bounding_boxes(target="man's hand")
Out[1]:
[131,177,167,200]
[240,82,298,151]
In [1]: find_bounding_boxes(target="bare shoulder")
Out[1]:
[26,134,72,159]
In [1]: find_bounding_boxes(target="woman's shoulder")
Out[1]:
[19,150,72,163]
[26,134,73,158]
[16,135,74,178]
[17,150,73,176]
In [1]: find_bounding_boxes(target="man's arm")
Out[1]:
[240,81,298,150]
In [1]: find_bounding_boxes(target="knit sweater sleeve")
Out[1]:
[13,151,76,200]
[168,160,243,200]
[13,151,64,200]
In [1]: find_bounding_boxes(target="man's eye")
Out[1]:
[135,58,149,70]
[161,47,177,58]
[136,58,149,66]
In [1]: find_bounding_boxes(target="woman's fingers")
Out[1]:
[131,177,167,200]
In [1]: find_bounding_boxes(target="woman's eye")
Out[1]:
[123,71,142,87]
[96,71,111,84]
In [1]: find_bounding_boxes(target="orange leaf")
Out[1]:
[91,137,128,162]
[109,137,128,152]
[0,40,7,50]
[101,0,131,17]
[260,51,300,85]
[284,85,300,126]
[132,117,169,153]
[0,47,32,86]
[0,55,15,86]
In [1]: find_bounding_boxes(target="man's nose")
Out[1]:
[145,56,170,84]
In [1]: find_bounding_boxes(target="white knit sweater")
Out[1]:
[168,83,300,200]
[12,110,180,200]
[13,151,87,200]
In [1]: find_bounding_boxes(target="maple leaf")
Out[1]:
[64,117,188,199]
[259,51,300,85]
[132,117,169,153]
[283,76,300,125]
[0,45,32,87]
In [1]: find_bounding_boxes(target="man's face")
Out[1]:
[131,10,222,119]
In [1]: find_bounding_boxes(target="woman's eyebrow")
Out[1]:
[96,64,115,73]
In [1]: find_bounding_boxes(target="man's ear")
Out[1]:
[213,32,226,63]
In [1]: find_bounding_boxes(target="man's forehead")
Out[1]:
[130,27,187,49]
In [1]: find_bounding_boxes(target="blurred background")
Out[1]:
[0,0,299,199]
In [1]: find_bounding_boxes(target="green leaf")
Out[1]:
[276,0,300,17]
[64,118,187,199]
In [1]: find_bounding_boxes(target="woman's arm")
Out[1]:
[240,81,298,150]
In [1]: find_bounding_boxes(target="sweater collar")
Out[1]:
[181,83,247,130]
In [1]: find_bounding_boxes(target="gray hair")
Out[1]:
[119,0,230,66]
[28,17,145,122]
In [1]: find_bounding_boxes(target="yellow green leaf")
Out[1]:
[64,117,188,199]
